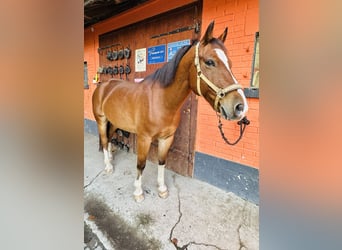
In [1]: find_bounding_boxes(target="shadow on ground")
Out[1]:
[84,195,161,250]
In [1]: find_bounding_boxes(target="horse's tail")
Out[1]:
[98,120,111,152]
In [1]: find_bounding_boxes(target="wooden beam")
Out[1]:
[86,0,198,34]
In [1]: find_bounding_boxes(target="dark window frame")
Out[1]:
[243,31,259,98]
[84,61,89,89]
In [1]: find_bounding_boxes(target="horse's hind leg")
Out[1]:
[97,118,114,173]
[157,135,174,199]
[134,136,152,202]
[107,123,118,160]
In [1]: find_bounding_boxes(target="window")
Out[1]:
[250,32,259,88]
[244,32,259,98]
[84,61,89,89]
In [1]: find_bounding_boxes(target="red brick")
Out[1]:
[242,54,253,61]
[243,142,258,152]
[230,24,243,32]
[216,14,234,24]
[245,126,258,134]
[247,0,259,9]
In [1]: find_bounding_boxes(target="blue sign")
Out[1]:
[147,45,166,64]
[167,39,190,61]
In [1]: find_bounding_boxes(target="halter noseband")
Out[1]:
[194,42,243,111]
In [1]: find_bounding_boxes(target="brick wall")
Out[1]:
[196,0,259,168]
[84,28,99,121]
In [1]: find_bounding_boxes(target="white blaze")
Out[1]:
[214,48,249,114]
[214,48,239,84]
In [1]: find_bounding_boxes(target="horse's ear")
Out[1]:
[218,27,228,43]
[201,21,215,44]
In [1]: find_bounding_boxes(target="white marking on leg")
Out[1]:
[157,164,167,193]
[134,176,143,196]
[103,148,113,173]
[108,143,113,160]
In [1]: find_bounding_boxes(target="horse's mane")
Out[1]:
[143,41,196,87]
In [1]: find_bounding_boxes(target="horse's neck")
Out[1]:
[161,48,195,111]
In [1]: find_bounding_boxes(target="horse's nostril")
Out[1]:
[235,103,244,112]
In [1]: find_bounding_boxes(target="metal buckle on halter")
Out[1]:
[217,89,226,98]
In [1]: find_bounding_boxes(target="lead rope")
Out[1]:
[217,113,250,145]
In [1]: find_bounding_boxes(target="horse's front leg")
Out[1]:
[134,136,152,202]
[157,135,174,199]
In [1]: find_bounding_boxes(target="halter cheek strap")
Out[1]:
[194,42,243,111]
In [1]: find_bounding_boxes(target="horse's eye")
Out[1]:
[205,59,215,67]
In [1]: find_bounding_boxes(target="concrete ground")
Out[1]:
[84,132,259,250]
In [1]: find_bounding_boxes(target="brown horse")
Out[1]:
[92,21,248,202]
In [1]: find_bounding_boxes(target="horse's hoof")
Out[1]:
[158,189,169,199]
[134,193,145,203]
[104,165,114,173]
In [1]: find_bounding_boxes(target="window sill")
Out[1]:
[243,88,259,99]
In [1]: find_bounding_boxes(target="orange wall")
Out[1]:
[84,28,98,121]
[196,0,259,168]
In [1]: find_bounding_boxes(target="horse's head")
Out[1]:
[192,21,248,121]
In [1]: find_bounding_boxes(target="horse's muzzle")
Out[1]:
[220,102,246,121]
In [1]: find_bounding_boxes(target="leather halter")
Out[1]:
[194,42,243,111]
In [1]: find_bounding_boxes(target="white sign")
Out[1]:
[167,39,190,61]
[135,48,146,72]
